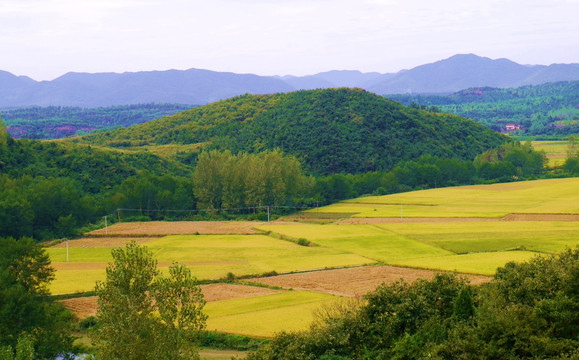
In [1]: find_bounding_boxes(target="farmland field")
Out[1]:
[48,234,373,294]
[204,291,337,337]
[51,178,579,338]
[309,178,579,218]
[532,140,568,167]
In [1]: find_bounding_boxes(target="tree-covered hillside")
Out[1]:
[389,81,579,137]
[76,88,509,175]
[2,103,193,139]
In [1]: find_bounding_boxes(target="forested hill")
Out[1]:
[75,88,510,175]
[388,81,579,137]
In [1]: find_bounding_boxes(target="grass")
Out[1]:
[204,291,337,337]
[48,234,373,294]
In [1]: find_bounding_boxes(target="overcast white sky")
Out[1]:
[1,0,578,81]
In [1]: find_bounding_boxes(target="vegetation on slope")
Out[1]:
[1,103,194,139]
[75,88,510,175]
[389,81,579,137]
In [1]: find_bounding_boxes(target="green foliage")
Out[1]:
[246,249,579,359]
[453,286,475,320]
[92,241,206,360]
[200,331,266,351]
[474,140,547,179]
[0,237,73,359]
[193,149,311,209]
[2,103,194,140]
[0,114,9,148]
[78,89,509,175]
[0,333,34,360]
[389,81,579,137]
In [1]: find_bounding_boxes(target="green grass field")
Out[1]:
[47,234,373,294]
[204,291,337,337]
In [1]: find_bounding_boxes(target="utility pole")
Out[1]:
[267,206,270,222]
[400,204,403,222]
[105,215,108,235]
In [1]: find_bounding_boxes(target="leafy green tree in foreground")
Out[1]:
[0,237,74,359]
[91,242,206,360]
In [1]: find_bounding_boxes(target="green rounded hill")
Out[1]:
[78,88,510,175]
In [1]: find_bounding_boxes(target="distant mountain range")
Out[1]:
[1,54,579,108]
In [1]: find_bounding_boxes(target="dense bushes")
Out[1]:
[246,249,579,359]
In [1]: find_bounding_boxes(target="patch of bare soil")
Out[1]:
[338,217,498,224]
[88,221,266,236]
[52,262,107,271]
[252,266,491,297]
[61,284,281,320]
[501,213,579,221]
[60,296,98,319]
[201,283,281,302]
[51,237,158,248]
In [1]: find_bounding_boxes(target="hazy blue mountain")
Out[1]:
[369,54,579,94]
[280,70,388,90]
[1,54,579,107]
[0,68,294,107]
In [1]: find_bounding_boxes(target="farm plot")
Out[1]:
[204,291,338,337]
[251,265,491,297]
[532,140,568,167]
[394,251,541,276]
[258,224,453,263]
[61,284,282,320]
[309,178,579,219]
[377,221,579,254]
[257,220,578,276]
[88,221,266,236]
[48,234,373,294]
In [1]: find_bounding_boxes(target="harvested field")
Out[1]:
[60,296,98,319]
[201,284,281,302]
[51,237,158,248]
[61,284,282,320]
[338,217,498,224]
[88,221,266,236]
[251,265,491,297]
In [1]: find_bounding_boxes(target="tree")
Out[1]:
[92,242,206,360]
[0,237,74,359]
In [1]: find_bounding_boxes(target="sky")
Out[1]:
[1,0,579,81]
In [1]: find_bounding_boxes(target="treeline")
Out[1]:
[1,103,193,139]
[246,249,579,359]
[193,150,311,210]
[0,113,574,242]
[314,141,548,204]
[389,81,579,137]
